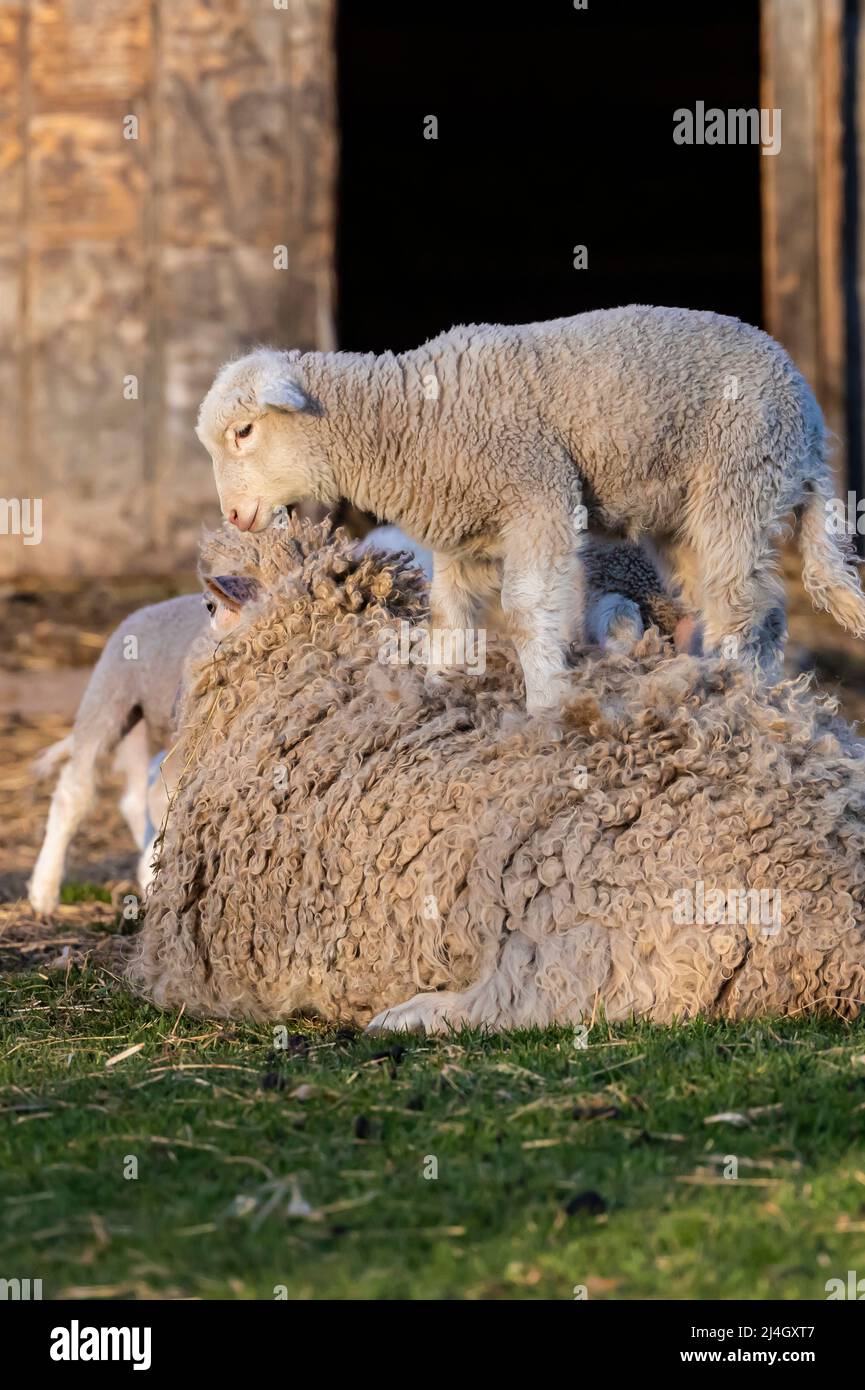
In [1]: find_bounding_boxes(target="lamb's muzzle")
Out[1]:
[226,501,260,532]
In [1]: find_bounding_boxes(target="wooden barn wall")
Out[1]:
[0,0,336,578]
[761,0,848,487]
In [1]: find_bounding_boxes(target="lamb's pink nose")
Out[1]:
[226,502,259,532]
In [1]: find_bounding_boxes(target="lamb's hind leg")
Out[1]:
[113,720,151,850]
[29,704,142,915]
[692,520,786,672]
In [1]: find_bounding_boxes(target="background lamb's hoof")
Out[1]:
[27,881,59,918]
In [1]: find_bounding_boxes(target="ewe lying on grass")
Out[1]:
[196,306,865,711]
[128,519,865,1033]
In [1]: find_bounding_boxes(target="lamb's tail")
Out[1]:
[31,734,73,781]
[797,481,865,638]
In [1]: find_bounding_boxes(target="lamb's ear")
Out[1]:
[260,377,317,415]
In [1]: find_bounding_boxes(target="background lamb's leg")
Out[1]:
[644,536,701,611]
[30,689,145,914]
[113,720,151,850]
[429,553,480,639]
[28,751,100,914]
[500,514,582,711]
[137,749,180,893]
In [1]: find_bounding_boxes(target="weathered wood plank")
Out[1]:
[152,0,337,562]
[29,0,151,110]
[0,1,26,232]
[761,0,820,389]
[285,0,338,353]
[23,0,152,574]
[850,0,865,506]
[0,0,27,540]
[761,0,847,487]
[1,0,338,575]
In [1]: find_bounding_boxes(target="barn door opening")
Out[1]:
[335,0,762,355]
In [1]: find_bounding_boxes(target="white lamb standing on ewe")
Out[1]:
[196,305,865,712]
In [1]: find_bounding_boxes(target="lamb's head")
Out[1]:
[196,349,332,534]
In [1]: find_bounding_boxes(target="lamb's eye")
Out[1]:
[236,423,253,440]
[204,598,216,616]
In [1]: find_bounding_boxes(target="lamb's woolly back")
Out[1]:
[128,517,865,1028]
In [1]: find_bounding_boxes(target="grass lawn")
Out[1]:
[3,911,865,1300]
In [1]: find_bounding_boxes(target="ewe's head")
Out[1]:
[196,349,330,534]
[203,575,261,636]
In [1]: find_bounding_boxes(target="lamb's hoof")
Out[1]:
[525,677,571,717]
[366,992,455,1036]
[28,883,59,918]
[526,698,565,723]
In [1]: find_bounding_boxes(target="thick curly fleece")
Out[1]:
[127,519,865,1033]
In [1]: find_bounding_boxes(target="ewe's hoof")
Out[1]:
[366,992,455,1035]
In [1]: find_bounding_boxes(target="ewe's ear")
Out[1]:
[205,575,261,612]
[260,377,317,415]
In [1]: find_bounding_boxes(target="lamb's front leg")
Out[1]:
[425,553,485,690]
[501,512,582,713]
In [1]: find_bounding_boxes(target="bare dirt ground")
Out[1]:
[3,554,865,973]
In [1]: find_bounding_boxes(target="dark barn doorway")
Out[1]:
[336,0,762,354]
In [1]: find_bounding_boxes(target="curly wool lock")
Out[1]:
[127,519,865,1033]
